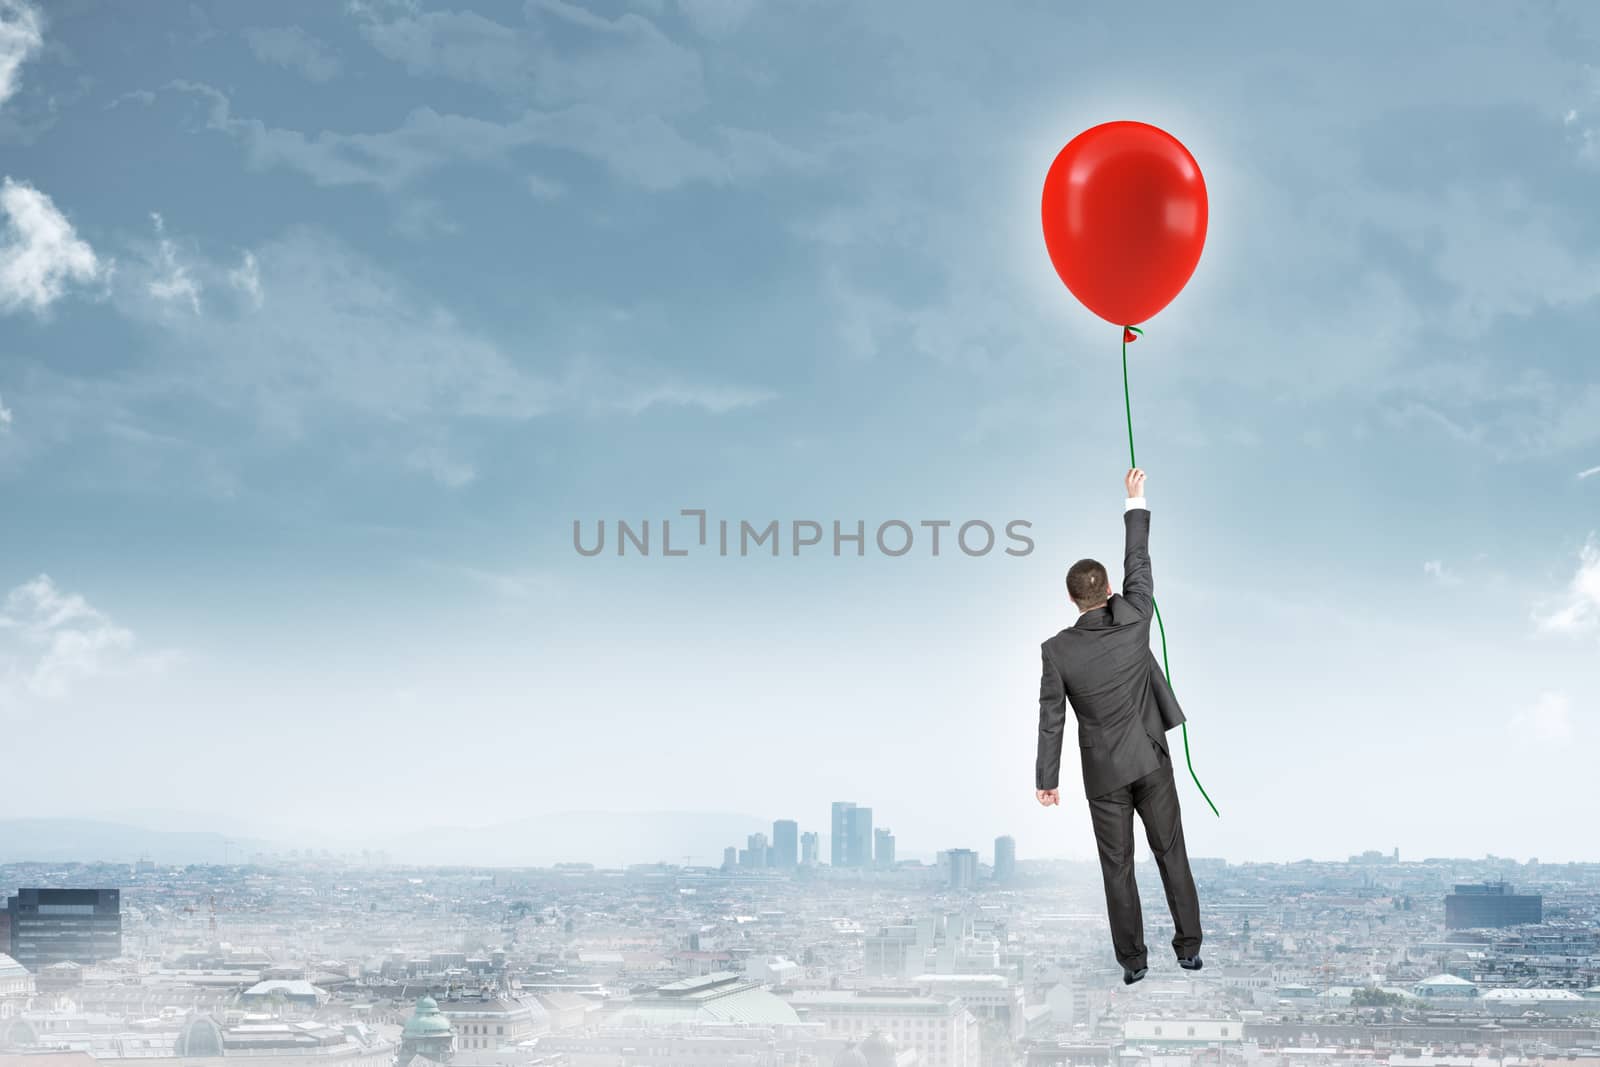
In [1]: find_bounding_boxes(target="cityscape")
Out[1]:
[3,824,1599,1067]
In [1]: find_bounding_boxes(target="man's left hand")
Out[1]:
[1036,788,1060,807]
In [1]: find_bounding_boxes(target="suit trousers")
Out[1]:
[1087,737,1203,969]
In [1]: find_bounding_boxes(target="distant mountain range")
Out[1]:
[0,811,776,868]
[0,818,271,865]
[378,809,774,868]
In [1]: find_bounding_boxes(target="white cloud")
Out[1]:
[1575,126,1600,167]
[1394,184,1600,333]
[354,4,528,95]
[405,444,476,488]
[0,0,42,110]
[1579,464,1600,480]
[0,574,163,714]
[527,174,565,199]
[243,25,341,82]
[171,77,813,196]
[171,81,546,192]
[604,381,775,415]
[0,176,101,313]
[335,2,814,193]
[1423,559,1462,587]
[674,0,756,39]
[360,0,707,114]
[390,196,461,239]
[116,225,552,431]
[0,390,10,429]
[1381,362,1600,460]
[556,355,776,415]
[228,250,262,308]
[107,88,155,110]
[1510,691,1574,743]
[146,212,201,314]
[1532,535,1600,636]
[47,217,774,485]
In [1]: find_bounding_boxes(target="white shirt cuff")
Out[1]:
[1124,496,1147,511]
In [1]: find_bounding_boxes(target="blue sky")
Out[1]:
[0,0,1596,865]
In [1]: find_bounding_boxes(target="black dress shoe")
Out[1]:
[1177,955,1203,971]
[1123,965,1148,985]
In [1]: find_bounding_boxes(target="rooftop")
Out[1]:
[1480,988,1584,1001]
[243,979,324,998]
[610,973,799,1026]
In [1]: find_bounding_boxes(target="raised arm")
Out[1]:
[1121,468,1152,618]
[1035,643,1066,791]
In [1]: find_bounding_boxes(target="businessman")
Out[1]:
[1035,468,1202,985]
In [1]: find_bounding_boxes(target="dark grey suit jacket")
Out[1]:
[1035,506,1186,799]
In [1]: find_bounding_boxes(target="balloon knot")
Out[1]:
[1123,326,1143,343]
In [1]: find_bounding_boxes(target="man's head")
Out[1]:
[1066,558,1113,612]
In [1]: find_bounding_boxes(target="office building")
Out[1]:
[5,888,122,972]
[0,952,33,997]
[875,827,896,869]
[740,832,769,869]
[831,802,855,867]
[1445,881,1542,929]
[438,988,550,1051]
[915,975,1026,1040]
[540,1028,788,1065]
[847,807,874,868]
[1123,1018,1244,1047]
[993,836,1016,883]
[772,820,799,869]
[865,920,936,979]
[787,988,982,1067]
[801,831,819,867]
[945,850,978,890]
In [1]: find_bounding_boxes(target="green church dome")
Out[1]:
[403,996,454,1038]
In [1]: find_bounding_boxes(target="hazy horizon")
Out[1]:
[0,809,1581,870]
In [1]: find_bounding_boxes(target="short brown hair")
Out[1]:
[1066,559,1109,610]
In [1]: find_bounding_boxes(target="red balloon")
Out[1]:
[1041,121,1208,327]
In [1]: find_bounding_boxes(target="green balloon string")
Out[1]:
[1122,325,1221,818]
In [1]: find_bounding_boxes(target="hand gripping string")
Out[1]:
[1122,325,1220,817]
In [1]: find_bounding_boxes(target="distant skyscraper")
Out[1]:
[831,802,855,867]
[722,846,737,870]
[743,832,769,869]
[875,827,896,869]
[772,820,799,869]
[800,831,819,866]
[847,807,874,868]
[993,836,1016,883]
[946,849,978,890]
[1445,881,1542,928]
[5,888,122,971]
